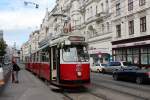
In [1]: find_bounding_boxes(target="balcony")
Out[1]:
[79,6,86,14]
[62,4,71,12]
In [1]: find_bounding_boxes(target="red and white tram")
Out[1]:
[25,35,90,87]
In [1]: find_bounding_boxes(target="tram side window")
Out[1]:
[40,52,49,62]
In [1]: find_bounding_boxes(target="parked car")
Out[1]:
[0,64,4,86]
[113,67,150,84]
[103,61,134,73]
[90,63,108,73]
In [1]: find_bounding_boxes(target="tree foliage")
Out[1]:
[0,39,7,57]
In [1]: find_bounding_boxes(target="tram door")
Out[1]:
[50,46,60,81]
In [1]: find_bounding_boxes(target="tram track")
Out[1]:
[62,91,105,100]
[88,91,108,100]
[93,75,150,93]
[62,92,74,100]
[38,71,150,100]
[92,81,150,100]
[47,85,74,100]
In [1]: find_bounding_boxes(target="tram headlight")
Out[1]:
[76,64,82,77]
[77,71,82,77]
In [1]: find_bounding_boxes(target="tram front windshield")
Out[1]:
[62,45,89,62]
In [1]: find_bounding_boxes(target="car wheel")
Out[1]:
[101,69,105,74]
[97,69,101,73]
[136,77,143,84]
[113,74,119,81]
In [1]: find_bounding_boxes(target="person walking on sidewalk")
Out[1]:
[12,61,20,83]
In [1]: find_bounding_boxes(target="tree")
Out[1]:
[0,39,7,59]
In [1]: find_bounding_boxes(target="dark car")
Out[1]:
[113,67,150,84]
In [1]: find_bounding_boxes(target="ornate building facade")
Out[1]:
[111,0,150,67]
[22,0,150,68]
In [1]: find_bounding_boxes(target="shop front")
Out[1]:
[112,35,150,68]
[88,48,111,66]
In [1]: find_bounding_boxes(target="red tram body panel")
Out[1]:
[60,64,90,82]
[32,63,36,74]
[40,63,50,81]
[34,63,40,75]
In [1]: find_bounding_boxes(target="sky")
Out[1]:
[0,0,56,48]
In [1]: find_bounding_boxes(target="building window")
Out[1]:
[102,24,104,33]
[113,49,126,61]
[101,3,104,12]
[140,16,146,32]
[106,0,109,12]
[127,48,133,63]
[128,0,133,11]
[116,3,121,16]
[91,6,93,16]
[129,20,134,35]
[141,48,148,64]
[116,24,121,37]
[96,6,98,14]
[139,0,146,6]
[133,48,139,64]
[107,22,110,32]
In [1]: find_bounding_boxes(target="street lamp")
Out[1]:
[20,48,23,63]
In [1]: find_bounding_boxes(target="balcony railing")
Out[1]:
[87,30,112,39]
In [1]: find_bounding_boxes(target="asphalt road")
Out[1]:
[0,64,150,100]
[90,72,150,100]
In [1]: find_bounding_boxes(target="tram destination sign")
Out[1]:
[68,36,85,42]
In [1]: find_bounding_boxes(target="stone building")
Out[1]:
[111,0,150,68]
[23,0,150,68]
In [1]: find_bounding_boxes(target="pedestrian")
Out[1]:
[12,61,20,83]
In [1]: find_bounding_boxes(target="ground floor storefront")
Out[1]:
[88,39,112,65]
[112,35,150,68]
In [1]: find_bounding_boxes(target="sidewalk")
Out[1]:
[0,64,63,100]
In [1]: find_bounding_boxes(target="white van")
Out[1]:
[90,63,108,73]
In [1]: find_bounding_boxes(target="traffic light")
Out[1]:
[35,4,39,9]
[24,1,39,9]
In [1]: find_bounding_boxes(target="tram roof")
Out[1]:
[49,35,85,46]
[30,35,86,54]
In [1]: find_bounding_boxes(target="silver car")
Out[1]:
[104,61,130,73]
[90,63,108,73]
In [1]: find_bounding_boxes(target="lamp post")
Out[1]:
[20,48,23,63]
